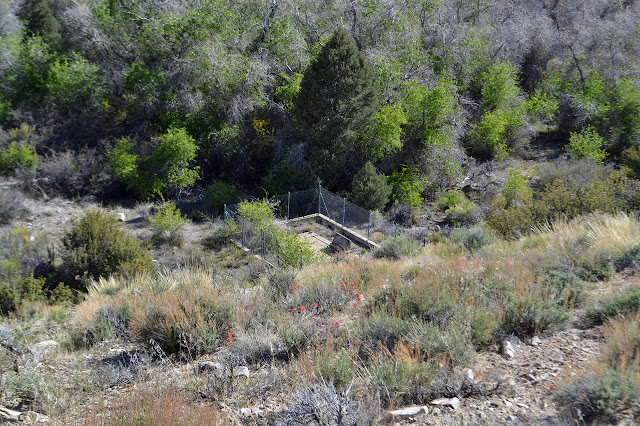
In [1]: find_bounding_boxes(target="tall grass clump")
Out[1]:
[584,285,640,327]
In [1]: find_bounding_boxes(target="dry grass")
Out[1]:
[83,387,225,425]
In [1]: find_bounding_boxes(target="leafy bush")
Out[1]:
[350,161,392,211]
[109,127,200,199]
[267,268,296,301]
[388,167,424,207]
[538,269,589,307]
[285,382,369,425]
[148,202,187,246]
[56,211,152,291]
[368,352,436,407]
[564,126,607,162]
[406,320,476,367]
[0,142,39,175]
[372,236,420,260]
[621,146,640,179]
[203,180,242,213]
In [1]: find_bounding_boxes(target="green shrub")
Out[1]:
[267,268,296,301]
[406,320,476,367]
[0,142,39,175]
[316,349,354,389]
[6,370,48,405]
[449,227,497,252]
[621,146,640,179]
[584,286,640,327]
[372,236,420,260]
[350,161,392,211]
[57,211,152,292]
[148,202,187,246]
[538,269,589,307]
[358,313,411,354]
[388,167,424,207]
[369,353,436,407]
[555,368,640,422]
[501,297,570,338]
[203,180,242,213]
[564,125,607,162]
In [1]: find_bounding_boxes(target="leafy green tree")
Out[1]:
[108,127,200,199]
[294,27,380,189]
[388,167,424,207]
[46,53,107,114]
[361,104,407,161]
[350,162,392,211]
[564,126,607,162]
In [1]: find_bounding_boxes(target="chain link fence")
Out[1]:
[224,186,372,267]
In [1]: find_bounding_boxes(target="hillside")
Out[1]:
[2,182,640,424]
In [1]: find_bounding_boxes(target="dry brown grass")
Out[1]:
[83,387,226,425]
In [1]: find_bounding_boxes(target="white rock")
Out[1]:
[381,406,429,423]
[529,336,542,346]
[462,368,474,382]
[116,212,126,222]
[502,340,516,359]
[233,366,250,378]
[430,397,461,410]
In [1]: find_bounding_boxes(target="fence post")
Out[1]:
[242,217,245,247]
[287,191,291,220]
[318,184,322,215]
[342,198,346,228]
[368,211,371,241]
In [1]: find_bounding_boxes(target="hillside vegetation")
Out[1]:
[2,0,640,424]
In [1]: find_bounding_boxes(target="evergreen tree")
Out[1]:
[294,27,380,190]
[20,0,61,50]
[350,162,391,211]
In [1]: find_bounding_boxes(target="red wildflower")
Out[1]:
[311,303,318,308]
[417,261,421,264]
[548,385,555,390]
[225,331,231,337]
[330,320,340,328]
[355,292,361,300]
[352,302,358,308]
[350,282,356,288]
[298,306,306,312]
[226,337,233,346]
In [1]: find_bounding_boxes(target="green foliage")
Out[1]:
[388,167,424,207]
[316,349,354,389]
[0,142,39,175]
[274,72,303,112]
[144,127,200,198]
[501,169,533,207]
[372,236,420,260]
[108,127,200,199]
[584,285,640,327]
[361,103,407,160]
[57,211,152,292]
[480,62,520,111]
[555,368,640,422]
[148,202,187,245]
[235,199,316,267]
[350,162,392,211]
[449,227,497,252]
[203,180,242,213]
[621,146,640,179]
[20,0,61,50]
[565,126,607,162]
[46,53,107,114]
[294,27,380,189]
[501,297,570,338]
[525,90,558,127]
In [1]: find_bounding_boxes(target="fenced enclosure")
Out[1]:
[272,185,371,235]
[223,186,373,267]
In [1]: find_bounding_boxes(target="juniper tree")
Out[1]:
[294,27,380,190]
